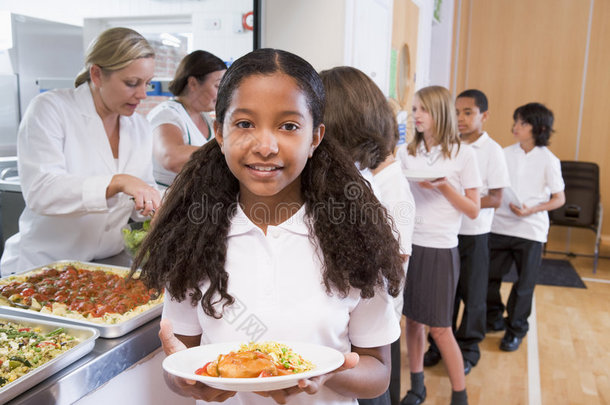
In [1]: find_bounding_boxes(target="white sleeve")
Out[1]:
[18,93,112,215]
[162,291,203,336]
[486,143,511,189]
[546,154,565,194]
[373,163,415,256]
[348,290,400,348]
[459,146,482,190]
[147,104,187,135]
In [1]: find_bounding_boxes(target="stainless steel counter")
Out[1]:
[5,251,161,405]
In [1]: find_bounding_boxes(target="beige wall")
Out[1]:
[452,0,610,255]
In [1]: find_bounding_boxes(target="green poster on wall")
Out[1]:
[389,48,398,99]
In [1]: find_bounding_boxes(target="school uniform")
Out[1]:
[426,133,510,365]
[397,143,481,327]
[147,100,214,188]
[359,161,415,405]
[163,204,400,405]
[487,143,564,337]
[0,84,156,275]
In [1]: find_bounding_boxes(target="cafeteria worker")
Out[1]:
[0,27,161,276]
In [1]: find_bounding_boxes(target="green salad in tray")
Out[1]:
[121,219,151,257]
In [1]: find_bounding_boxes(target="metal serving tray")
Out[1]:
[0,261,163,338]
[0,313,99,404]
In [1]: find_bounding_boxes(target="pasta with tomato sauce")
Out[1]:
[0,264,163,325]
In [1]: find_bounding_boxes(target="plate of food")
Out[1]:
[402,169,447,182]
[162,341,345,392]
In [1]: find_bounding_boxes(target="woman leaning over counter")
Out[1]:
[0,27,161,276]
[147,50,226,188]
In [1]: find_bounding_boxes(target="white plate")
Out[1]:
[402,169,447,182]
[162,341,345,392]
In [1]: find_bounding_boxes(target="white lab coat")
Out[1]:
[0,83,156,275]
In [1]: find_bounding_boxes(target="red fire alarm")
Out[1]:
[242,11,254,31]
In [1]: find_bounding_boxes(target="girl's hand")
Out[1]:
[159,319,237,402]
[253,352,359,404]
[510,202,535,217]
[107,174,161,216]
[417,177,448,190]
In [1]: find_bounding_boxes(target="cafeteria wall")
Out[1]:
[451,0,610,255]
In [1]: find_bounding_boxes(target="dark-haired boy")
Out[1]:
[424,89,510,373]
[486,103,565,352]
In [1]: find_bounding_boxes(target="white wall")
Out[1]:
[429,0,455,89]
[262,0,347,71]
[0,0,254,62]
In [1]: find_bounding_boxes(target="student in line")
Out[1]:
[320,66,415,405]
[423,89,510,375]
[487,102,565,352]
[397,85,481,405]
[135,48,405,405]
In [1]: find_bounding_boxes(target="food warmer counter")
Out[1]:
[3,251,163,405]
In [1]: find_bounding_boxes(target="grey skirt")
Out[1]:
[403,244,460,327]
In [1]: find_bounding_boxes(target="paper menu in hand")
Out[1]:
[502,187,522,208]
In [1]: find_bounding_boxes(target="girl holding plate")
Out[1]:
[135,48,404,404]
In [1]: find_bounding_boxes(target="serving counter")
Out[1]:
[2,251,171,405]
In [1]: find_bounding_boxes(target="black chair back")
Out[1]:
[548,161,599,230]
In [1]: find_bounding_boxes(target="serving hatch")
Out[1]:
[0,261,163,338]
[0,313,99,404]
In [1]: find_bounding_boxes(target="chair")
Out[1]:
[545,160,603,273]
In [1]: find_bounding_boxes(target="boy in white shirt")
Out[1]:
[423,89,510,374]
[487,102,565,352]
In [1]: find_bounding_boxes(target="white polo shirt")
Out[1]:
[163,205,400,405]
[490,143,564,242]
[371,161,415,320]
[459,132,511,235]
[397,143,481,249]
[147,100,214,187]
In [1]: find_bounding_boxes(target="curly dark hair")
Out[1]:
[132,49,404,319]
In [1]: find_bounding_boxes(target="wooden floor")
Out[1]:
[399,254,610,405]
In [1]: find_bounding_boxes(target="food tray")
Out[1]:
[0,313,99,404]
[0,261,163,338]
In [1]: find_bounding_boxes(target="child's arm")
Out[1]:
[321,344,391,398]
[510,191,566,217]
[420,179,481,219]
[482,188,503,209]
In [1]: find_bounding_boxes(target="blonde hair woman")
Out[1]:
[1,27,161,275]
[397,86,481,405]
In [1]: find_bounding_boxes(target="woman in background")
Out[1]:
[147,50,226,188]
[0,27,160,275]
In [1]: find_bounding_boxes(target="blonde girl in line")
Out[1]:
[397,86,481,405]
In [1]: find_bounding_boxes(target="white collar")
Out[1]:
[468,132,489,149]
[228,203,309,237]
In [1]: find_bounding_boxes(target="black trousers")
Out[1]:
[486,233,542,338]
[357,337,399,405]
[427,234,489,365]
